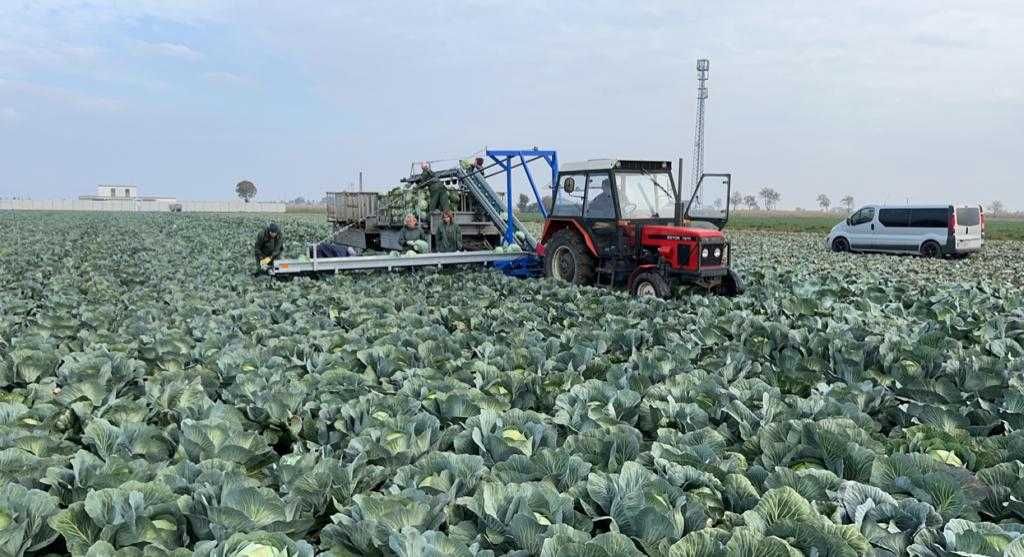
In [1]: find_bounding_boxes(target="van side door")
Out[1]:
[876,208,911,251]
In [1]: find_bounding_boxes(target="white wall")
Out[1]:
[178,201,286,213]
[0,199,285,213]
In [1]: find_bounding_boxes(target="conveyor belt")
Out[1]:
[458,167,537,250]
[269,250,536,275]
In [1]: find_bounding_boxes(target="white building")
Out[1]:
[96,185,138,199]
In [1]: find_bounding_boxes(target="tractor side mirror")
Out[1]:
[563,177,576,193]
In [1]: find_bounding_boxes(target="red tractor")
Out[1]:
[537,159,743,298]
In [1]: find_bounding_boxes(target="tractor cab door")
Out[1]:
[581,171,621,256]
[684,173,731,230]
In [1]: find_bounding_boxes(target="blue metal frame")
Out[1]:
[485,149,558,245]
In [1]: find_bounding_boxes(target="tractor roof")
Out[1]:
[560,159,673,173]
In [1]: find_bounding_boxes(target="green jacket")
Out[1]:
[436,221,462,252]
[398,226,427,249]
[254,228,284,261]
[416,168,444,193]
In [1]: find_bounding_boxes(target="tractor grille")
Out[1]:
[676,245,691,265]
[700,242,725,266]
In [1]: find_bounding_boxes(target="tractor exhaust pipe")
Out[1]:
[675,156,685,225]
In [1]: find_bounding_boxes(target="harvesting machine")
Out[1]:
[269,149,743,298]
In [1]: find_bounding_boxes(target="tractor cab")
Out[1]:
[540,159,743,297]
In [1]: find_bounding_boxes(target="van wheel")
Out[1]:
[544,229,595,285]
[630,271,672,299]
[920,241,942,258]
[831,237,850,252]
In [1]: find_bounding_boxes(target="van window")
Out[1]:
[879,208,910,227]
[849,207,874,225]
[908,208,948,228]
[956,207,980,226]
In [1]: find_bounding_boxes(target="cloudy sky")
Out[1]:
[1,1,1021,209]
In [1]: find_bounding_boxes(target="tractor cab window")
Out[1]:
[616,172,675,219]
[551,174,584,217]
[584,173,616,219]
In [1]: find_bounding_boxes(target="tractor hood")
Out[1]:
[641,224,725,241]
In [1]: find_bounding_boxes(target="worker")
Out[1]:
[309,241,357,258]
[416,161,450,214]
[398,213,428,250]
[254,222,284,268]
[586,178,615,217]
[435,209,463,252]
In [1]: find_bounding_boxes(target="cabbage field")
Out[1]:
[2,211,1024,556]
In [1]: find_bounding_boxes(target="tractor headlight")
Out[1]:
[701,248,709,258]
[714,248,722,258]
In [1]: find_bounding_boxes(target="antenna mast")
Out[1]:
[690,59,710,197]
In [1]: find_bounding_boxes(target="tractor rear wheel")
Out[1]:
[544,229,595,285]
[630,271,672,299]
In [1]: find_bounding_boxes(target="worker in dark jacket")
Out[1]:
[436,210,463,252]
[398,214,428,250]
[254,223,284,267]
[416,161,450,213]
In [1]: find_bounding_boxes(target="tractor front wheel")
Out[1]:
[630,271,672,299]
[717,268,746,297]
[544,229,595,285]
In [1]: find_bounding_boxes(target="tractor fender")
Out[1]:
[541,220,600,257]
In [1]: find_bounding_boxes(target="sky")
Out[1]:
[1,1,1022,210]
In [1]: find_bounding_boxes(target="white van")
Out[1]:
[825,204,984,258]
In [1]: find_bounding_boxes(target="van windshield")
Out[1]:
[956,207,980,226]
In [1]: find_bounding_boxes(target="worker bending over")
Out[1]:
[436,210,463,252]
[416,161,450,213]
[254,222,284,269]
[398,214,428,251]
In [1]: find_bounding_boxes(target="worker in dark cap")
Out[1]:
[416,161,450,214]
[254,222,284,269]
[435,209,462,252]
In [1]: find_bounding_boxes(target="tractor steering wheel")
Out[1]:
[623,202,638,215]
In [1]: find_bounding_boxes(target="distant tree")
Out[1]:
[730,191,743,209]
[759,187,781,211]
[990,200,1005,215]
[236,180,257,203]
[289,196,307,205]
[743,195,759,210]
[816,194,831,211]
[524,194,553,214]
[713,198,722,210]
[517,193,530,213]
[841,195,855,211]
